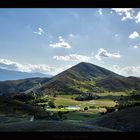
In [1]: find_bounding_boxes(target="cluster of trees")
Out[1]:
[75,93,100,101]
[12,93,35,102]
[117,100,140,110]
[48,99,56,108]
[125,89,140,95]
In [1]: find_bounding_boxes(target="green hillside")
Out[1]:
[40,62,140,95]
[86,106,140,132]
[0,77,50,96]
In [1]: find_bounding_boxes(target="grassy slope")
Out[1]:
[40,62,140,95]
[0,119,117,132]
[86,106,140,132]
[53,94,116,108]
[0,77,50,96]
[0,96,50,118]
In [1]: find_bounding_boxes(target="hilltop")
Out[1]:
[40,62,140,95]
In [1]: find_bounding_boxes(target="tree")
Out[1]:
[48,99,56,108]
[84,106,88,111]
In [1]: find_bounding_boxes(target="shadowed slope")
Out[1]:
[40,62,140,94]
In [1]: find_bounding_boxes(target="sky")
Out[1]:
[0,8,140,77]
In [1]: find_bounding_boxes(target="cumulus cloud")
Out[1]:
[129,31,139,39]
[53,54,93,62]
[111,8,140,24]
[111,8,134,21]
[98,8,103,15]
[33,27,45,35]
[95,48,121,61]
[0,59,63,75]
[113,65,140,77]
[49,36,71,49]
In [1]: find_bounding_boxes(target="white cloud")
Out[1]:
[53,54,93,62]
[98,8,103,15]
[49,36,71,49]
[33,27,45,35]
[68,33,79,38]
[0,59,63,75]
[133,43,140,49]
[111,9,140,24]
[113,65,140,77]
[135,11,140,23]
[111,8,134,21]
[95,48,121,61]
[129,31,139,39]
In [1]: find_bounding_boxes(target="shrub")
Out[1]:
[106,107,115,113]
[84,106,88,111]
[48,99,56,108]
[100,112,107,115]
[58,105,64,109]
[89,105,96,109]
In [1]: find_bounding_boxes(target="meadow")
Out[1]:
[41,92,121,121]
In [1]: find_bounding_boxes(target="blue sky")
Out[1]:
[0,8,140,77]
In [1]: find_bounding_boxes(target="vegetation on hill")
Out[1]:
[0,77,50,96]
[0,96,50,119]
[0,62,140,132]
[87,106,140,131]
[40,62,140,95]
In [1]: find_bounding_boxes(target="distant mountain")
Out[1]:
[40,62,140,95]
[0,68,52,81]
[1,62,140,96]
[0,77,51,96]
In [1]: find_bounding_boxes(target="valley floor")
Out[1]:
[0,92,140,132]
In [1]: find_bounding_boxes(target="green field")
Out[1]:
[43,93,118,121]
[0,91,139,131]
[53,94,116,108]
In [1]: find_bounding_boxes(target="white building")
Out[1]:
[64,106,80,110]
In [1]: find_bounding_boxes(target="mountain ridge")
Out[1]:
[40,62,140,95]
[0,68,52,81]
[0,62,140,96]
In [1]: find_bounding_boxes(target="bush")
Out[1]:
[89,105,96,109]
[48,99,56,108]
[100,112,107,115]
[106,107,115,113]
[84,106,88,111]
[58,105,64,109]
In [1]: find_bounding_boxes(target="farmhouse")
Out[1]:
[64,106,80,110]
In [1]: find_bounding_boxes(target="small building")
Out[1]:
[64,106,80,110]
